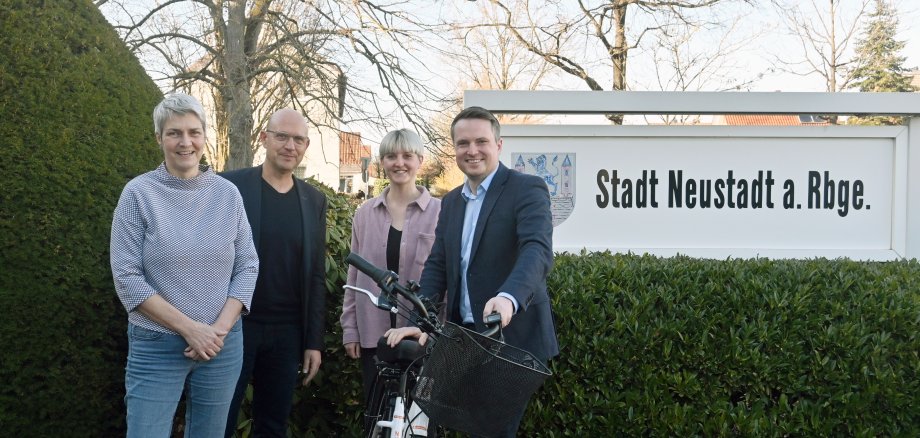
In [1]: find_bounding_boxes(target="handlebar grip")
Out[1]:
[481,312,502,338]
[484,312,502,326]
[346,252,392,285]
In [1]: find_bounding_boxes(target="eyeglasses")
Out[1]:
[265,130,308,147]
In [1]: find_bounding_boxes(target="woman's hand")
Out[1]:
[383,326,428,347]
[183,297,242,360]
[180,321,227,361]
[344,342,361,359]
[135,294,228,361]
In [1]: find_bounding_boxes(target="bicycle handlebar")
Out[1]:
[481,312,502,339]
[346,252,505,339]
[346,252,435,331]
[345,252,393,286]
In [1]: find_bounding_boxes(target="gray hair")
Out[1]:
[378,129,425,160]
[153,93,207,136]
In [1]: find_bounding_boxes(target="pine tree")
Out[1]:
[849,0,916,125]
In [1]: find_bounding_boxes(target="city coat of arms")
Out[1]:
[511,153,575,227]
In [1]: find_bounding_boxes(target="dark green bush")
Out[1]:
[522,252,920,436]
[0,0,162,435]
[288,182,364,437]
[254,249,918,437]
[3,4,917,435]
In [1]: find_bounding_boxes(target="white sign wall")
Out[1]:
[500,125,910,260]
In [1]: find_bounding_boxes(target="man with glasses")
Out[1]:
[221,109,328,437]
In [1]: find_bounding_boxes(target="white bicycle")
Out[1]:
[344,253,549,438]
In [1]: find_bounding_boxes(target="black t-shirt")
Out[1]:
[247,179,304,323]
[385,225,402,328]
[386,225,402,274]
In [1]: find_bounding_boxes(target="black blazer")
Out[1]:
[419,163,559,361]
[221,165,328,352]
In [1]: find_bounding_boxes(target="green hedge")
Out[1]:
[522,252,920,436]
[3,3,918,435]
[243,250,919,436]
[0,0,163,435]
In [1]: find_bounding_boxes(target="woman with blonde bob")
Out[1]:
[340,129,442,410]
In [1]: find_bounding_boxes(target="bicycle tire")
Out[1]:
[365,376,395,438]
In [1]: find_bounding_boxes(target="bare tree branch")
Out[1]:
[100,0,449,172]
[771,0,871,93]
[478,0,752,124]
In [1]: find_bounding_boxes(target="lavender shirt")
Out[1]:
[341,186,441,348]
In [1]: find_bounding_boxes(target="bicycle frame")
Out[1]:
[344,283,431,438]
[345,252,504,437]
[371,371,429,438]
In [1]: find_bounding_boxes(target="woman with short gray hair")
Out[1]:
[110,93,258,437]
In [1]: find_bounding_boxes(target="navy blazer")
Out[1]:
[221,166,328,352]
[419,163,559,361]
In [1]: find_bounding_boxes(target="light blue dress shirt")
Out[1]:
[459,167,518,324]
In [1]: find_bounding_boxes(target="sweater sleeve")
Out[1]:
[110,184,158,312]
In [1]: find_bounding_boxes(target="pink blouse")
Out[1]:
[341,186,442,348]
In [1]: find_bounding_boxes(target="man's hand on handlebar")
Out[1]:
[483,296,514,328]
[384,326,429,347]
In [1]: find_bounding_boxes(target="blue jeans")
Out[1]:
[225,320,302,438]
[125,320,243,438]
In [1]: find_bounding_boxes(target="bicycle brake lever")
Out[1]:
[343,285,377,305]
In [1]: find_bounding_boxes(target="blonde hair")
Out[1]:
[378,129,424,160]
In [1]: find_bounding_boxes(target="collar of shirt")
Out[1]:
[371,185,434,211]
[461,166,499,201]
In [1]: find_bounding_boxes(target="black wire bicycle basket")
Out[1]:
[411,322,552,436]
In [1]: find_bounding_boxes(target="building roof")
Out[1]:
[339,132,371,174]
[717,114,830,126]
[907,69,920,89]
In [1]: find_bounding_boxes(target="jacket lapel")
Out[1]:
[469,163,508,260]
[242,166,263,250]
[295,179,314,282]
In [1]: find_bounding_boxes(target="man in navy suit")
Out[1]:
[221,109,327,437]
[419,106,559,436]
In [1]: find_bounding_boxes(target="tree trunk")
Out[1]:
[223,0,255,170]
[827,0,839,124]
[211,88,230,171]
[608,2,628,125]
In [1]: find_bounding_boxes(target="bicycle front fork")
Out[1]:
[375,395,430,437]
[376,371,430,437]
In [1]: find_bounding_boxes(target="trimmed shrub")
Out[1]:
[249,249,917,436]
[522,252,920,436]
[0,0,162,435]
[289,181,365,436]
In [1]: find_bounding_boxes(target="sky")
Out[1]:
[445,0,920,93]
[349,0,920,138]
[100,0,920,146]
